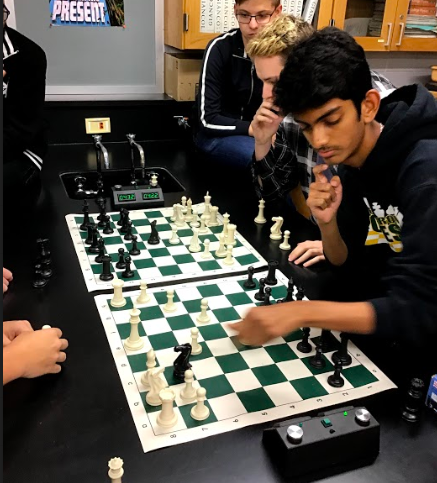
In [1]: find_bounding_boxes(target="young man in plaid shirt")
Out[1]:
[247,14,395,267]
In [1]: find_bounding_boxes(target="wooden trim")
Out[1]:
[164,0,184,49]
[184,0,218,50]
[317,0,334,29]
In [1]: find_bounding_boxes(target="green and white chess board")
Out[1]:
[66,203,267,292]
[94,270,396,453]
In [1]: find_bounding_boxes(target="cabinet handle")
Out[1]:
[396,22,405,46]
[384,23,393,47]
[183,13,189,32]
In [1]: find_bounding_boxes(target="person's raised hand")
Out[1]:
[289,240,325,267]
[251,100,283,145]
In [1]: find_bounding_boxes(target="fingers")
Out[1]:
[59,338,69,350]
[293,248,323,265]
[313,164,330,183]
[57,351,67,363]
[50,364,62,374]
[303,254,326,268]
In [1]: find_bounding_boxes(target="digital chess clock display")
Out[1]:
[117,193,136,202]
[143,192,159,200]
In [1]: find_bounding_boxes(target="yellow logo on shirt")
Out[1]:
[364,200,403,253]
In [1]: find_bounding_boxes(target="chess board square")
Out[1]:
[183,299,203,313]
[240,348,275,368]
[198,260,222,271]
[175,229,193,238]
[197,374,234,399]
[108,298,134,312]
[102,235,124,245]
[252,365,287,386]
[342,365,378,387]
[315,372,354,394]
[153,256,177,267]
[117,322,146,340]
[117,270,141,283]
[167,314,195,331]
[148,331,178,351]
[235,253,259,266]
[92,263,114,275]
[270,285,288,300]
[226,292,252,306]
[198,324,228,341]
[226,369,262,392]
[265,344,298,363]
[301,355,334,376]
[213,307,240,323]
[142,318,172,336]
[173,254,196,265]
[180,262,203,274]
[148,247,170,258]
[216,353,249,374]
[190,357,223,379]
[198,285,223,298]
[133,258,157,270]
[277,359,313,381]
[127,352,148,373]
[158,265,183,276]
[131,219,150,227]
[125,241,146,252]
[190,342,213,361]
[179,400,217,429]
[291,376,329,400]
[208,225,223,234]
[163,365,186,386]
[207,296,231,311]
[145,210,163,218]
[220,281,245,295]
[204,337,238,357]
[283,329,305,343]
[154,347,178,368]
[237,387,275,412]
[175,287,202,302]
[154,291,181,305]
[238,278,260,292]
[209,393,247,420]
[156,223,172,233]
[264,382,303,406]
[139,305,164,321]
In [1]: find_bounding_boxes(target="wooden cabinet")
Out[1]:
[331,0,437,51]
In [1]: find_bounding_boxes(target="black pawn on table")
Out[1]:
[265,260,279,286]
[295,286,305,301]
[95,238,106,263]
[120,212,131,234]
[117,208,127,227]
[243,266,256,289]
[173,343,192,381]
[254,277,266,301]
[296,327,312,353]
[99,255,114,281]
[103,215,114,235]
[283,277,295,302]
[122,256,135,278]
[332,332,352,367]
[402,378,426,423]
[147,220,160,245]
[85,224,94,245]
[309,343,326,369]
[129,235,141,256]
[328,361,345,388]
[116,248,127,270]
[79,200,91,231]
[97,204,107,228]
[37,238,51,264]
[124,220,134,241]
[88,226,100,254]
[39,260,53,279]
[262,286,272,306]
[33,264,49,288]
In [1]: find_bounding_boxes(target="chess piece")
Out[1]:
[226,223,237,246]
[196,298,210,323]
[402,378,426,423]
[141,349,156,389]
[129,235,141,256]
[170,204,177,222]
[181,195,187,212]
[136,280,151,304]
[254,199,267,224]
[265,260,279,285]
[243,266,257,289]
[110,278,126,308]
[88,226,100,254]
[190,387,210,421]
[32,264,49,288]
[279,230,291,250]
[108,457,124,483]
[201,239,212,259]
[121,256,135,278]
[169,227,180,245]
[188,228,201,253]
[124,306,144,351]
[173,343,192,381]
[295,286,305,301]
[203,191,212,221]
[185,198,193,222]
[116,248,127,270]
[85,224,94,245]
[145,367,167,406]
[95,238,106,263]
[123,221,134,241]
[223,245,235,266]
[175,204,185,227]
[215,234,227,258]
[254,278,266,301]
[262,286,272,306]
[309,343,326,369]
[199,215,208,234]
[150,174,158,187]
[180,369,197,402]
[79,200,91,231]
[269,216,284,240]
[190,327,202,355]
[100,256,114,281]
[297,327,312,353]
[190,208,200,228]
[147,220,161,245]
[103,216,114,235]
[327,361,345,388]
[222,213,230,241]
[157,388,178,428]
[283,277,295,302]
[208,206,219,227]
[332,333,352,366]
[163,289,177,313]
[319,329,332,353]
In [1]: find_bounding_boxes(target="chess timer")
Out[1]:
[111,185,164,209]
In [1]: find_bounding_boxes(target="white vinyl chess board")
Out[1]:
[66,203,268,292]
[95,270,396,453]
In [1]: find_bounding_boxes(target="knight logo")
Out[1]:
[364,198,403,252]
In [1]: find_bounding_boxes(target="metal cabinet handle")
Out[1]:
[384,23,393,47]
[396,22,405,46]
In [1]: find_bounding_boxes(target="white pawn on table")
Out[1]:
[190,387,210,421]
[190,327,202,355]
[279,230,291,250]
[163,289,177,313]
[196,298,210,323]
[254,199,267,224]
[136,280,151,304]
[180,369,197,402]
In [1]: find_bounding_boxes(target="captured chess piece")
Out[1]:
[254,278,266,301]
[243,266,257,289]
[39,260,53,279]
[265,260,279,286]
[295,286,305,301]
[173,343,192,381]
[32,264,49,288]
[328,361,345,388]
[296,327,312,353]
[36,238,51,264]
[402,378,426,423]
[332,332,352,366]
[309,343,326,369]
[254,198,267,224]
[108,457,124,483]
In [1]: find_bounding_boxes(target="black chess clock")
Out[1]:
[111,184,164,210]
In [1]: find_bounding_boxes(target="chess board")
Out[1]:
[94,270,396,453]
[66,203,267,292]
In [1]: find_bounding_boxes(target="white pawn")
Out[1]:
[207,206,219,227]
[175,204,185,227]
[196,298,210,323]
[226,223,237,246]
[124,306,144,351]
[190,208,200,228]
[222,213,230,241]
[190,387,210,421]
[215,233,227,258]
[269,216,284,241]
[110,278,126,308]
[190,327,202,355]
[199,215,208,234]
[223,245,235,265]
[279,230,291,250]
[201,239,212,259]
[170,203,177,222]
[169,226,180,245]
[203,191,212,221]
[141,349,156,389]
[145,367,167,406]
[163,289,177,312]
[108,457,124,483]
[188,228,201,253]
[181,195,187,213]
[157,388,178,428]
[180,369,197,402]
[136,280,151,304]
[185,198,193,221]
[150,174,158,187]
[254,199,267,224]
[42,325,52,329]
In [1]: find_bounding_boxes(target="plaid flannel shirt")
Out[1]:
[251,71,396,203]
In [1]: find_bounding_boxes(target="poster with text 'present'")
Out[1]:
[50,0,125,27]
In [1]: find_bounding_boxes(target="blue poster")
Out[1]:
[49,0,125,27]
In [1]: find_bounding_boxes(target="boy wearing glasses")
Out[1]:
[193,0,282,169]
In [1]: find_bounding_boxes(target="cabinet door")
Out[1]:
[390,0,437,51]
[183,0,221,49]
[332,0,398,51]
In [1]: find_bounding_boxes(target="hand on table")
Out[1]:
[3,320,33,347]
[3,267,13,293]
[289,240,325,267]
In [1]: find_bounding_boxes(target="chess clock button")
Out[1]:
[321,418,332,428]
[355,408,371,426]
[114,185,122,191]
[287,425,304,444]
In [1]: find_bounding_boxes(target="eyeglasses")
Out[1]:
[236,10,275,25]
[3,5,10,22]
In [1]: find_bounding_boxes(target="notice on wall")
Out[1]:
[200,0,239,33]
[49,0,125,27]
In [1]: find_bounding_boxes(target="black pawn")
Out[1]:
[95,238,106,263]
[243,266,256,289]
[37,238,51,264]
[309,343,326,369]
[88,227,100,254]
[402,378,426,423]
[122,256,135,278]
[33,264,49,288]
[117,208,126,227]
[297,328,312,353]
[124,220,134,241]
[79,201,91,231]
[97,206,107,228]
[40,260,53,279]
[328,361,345,388]
[96,199,106,221]
[85,224,94,245]
[147,220,160,245]
[129,235,141,256]
[295,287,305,301]
[120,213,131,234]
[262,286,272,306]
[103,215,114,235]
[320,329,331,353]
[265,260,279,286]
[116,248,127,269]
[332,333,352,367]
[254,278,266,301]
[283,277,295,302]
[99,255,114,281]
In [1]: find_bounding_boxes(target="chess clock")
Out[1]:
[111,184,164,209]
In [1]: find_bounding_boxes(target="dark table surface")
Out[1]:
[3,141,437,483]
